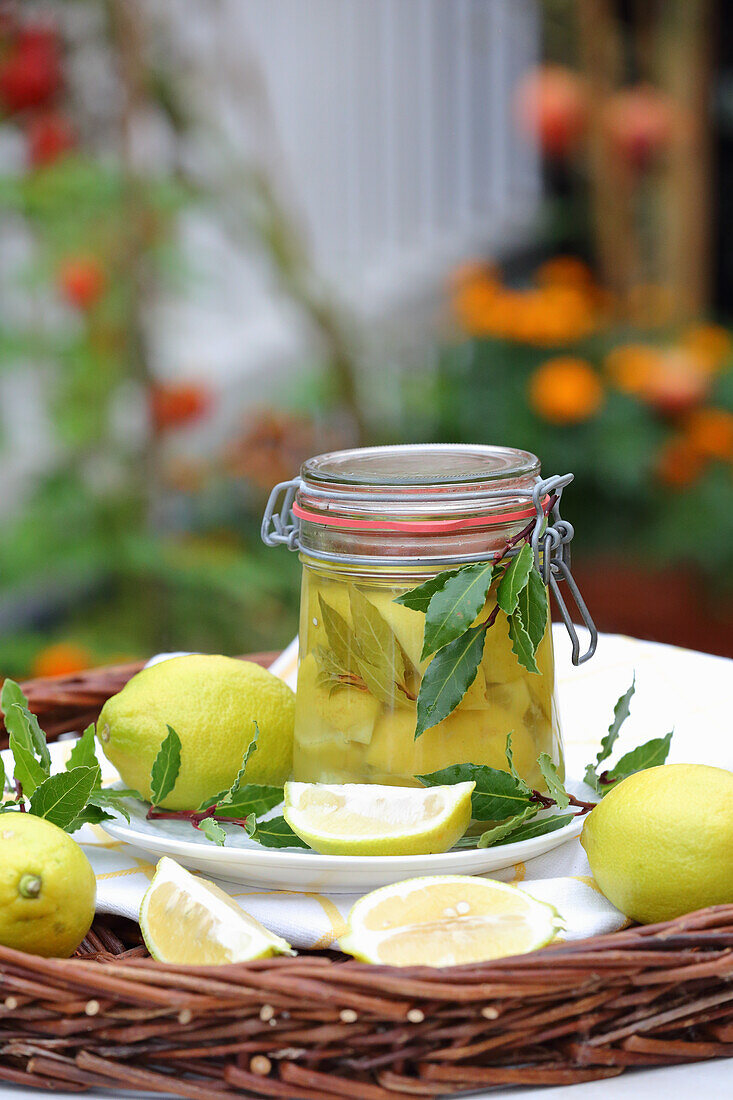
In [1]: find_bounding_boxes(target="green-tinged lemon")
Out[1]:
[283,781,474,856]
[581,763,733,923]
[340,875,562,966]
[140,857,293,964]
[97,654,295,811]
[0,813,96,957]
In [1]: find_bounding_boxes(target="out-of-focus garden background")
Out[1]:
[1,0,732,683]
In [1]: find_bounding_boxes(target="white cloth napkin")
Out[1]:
[83,628,732,949]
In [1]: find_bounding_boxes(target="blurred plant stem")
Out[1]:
[575,0,713,320]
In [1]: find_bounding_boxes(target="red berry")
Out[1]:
[0,22,61,113]
[27,111,74,167]
[605,85,673,170]
[150,384,211,431]
[515,65,588,158]
[57,256,106,310]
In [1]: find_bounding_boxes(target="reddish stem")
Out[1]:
[146,804,251,831]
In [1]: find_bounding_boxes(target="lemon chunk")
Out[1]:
[140,857,293,964]
[283,781,474,856]
[340,875,561,967]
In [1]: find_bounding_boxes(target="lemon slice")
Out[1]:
[140,857,293,964]
[340,875,562,967]
[283,781,475,856]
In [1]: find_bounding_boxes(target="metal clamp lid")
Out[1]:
[261,472,597,665]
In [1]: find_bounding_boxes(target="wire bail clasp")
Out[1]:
[261,478,302,550]
[530,473,598,666]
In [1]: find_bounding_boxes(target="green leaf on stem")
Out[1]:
[150,726,182,805]
[507,614,540,674]
[198,817,227,846]
[494,813,575,845]
[393,569,462,614]
[476,804,540,848]
[217,784,284,819]
[505,732,531,793]
[415,624,487,739]
[496,544,533,616]
[584,676,636,792]
[68,804,115,831]
[420,561,494,660]
[419,762,533,822]
[246,815,309,849]
[0,752,5,795]
[9,722,48,796]
[604,732,673,790]
[538,754,570,809]
[1,680,51,771]
[29,766,99,831]
[515,568,548,651]
[67,725,101,778]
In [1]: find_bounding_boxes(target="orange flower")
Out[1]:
[32,642,92,679]
[536,256,593,290]
[680,324,732,372]
[655,436,707,488]
[452,268,502,335]
[528,357,604,424]
[684,408,733,462]
[604,344,662,396]
[637,349,710,416]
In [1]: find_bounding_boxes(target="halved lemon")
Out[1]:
[340,875,562,967]
[140,857,293,964]
[283,781,474,856]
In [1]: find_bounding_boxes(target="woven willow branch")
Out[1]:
[0,907,732,1097]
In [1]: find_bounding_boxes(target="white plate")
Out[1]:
[99,794,583,893]
[3,720,585,895]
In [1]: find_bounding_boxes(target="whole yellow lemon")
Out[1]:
[581,763,733,923]
[0,813,96,957]
[97,654,295,810]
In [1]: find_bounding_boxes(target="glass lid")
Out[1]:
[301,444,540,489]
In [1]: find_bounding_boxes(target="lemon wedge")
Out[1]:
[340,875,562,967]
[282,781,474,856]
[140,857,293,964]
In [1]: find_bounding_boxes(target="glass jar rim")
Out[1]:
[301,443,540,491]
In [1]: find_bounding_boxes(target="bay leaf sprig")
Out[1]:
[314,590,418,706]
[425,681,673,851]
[0,679,140,831]
[396,502,556,739]
[144,724,307,849]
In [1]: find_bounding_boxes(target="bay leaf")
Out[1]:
[496,544,533,616]
[415,624,487,738]
[515,567,548,651]
[605,731,673,789]
[350,587,404,683]
[507,613,540,674]
[505,732,531,793]
[198,817,227,846]
[150,725,181,805]
[355,656,398,707]
[29,766,99,831]
[418,761,533,821]
[477,804,540,848]
[584,676,635,792]
[394,568,462,614]
[420,561,494,660]
[318,596,357,671]
[538,753,570,809]
[494,813,575,845]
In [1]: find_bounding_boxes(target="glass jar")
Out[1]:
[262,444,597,789]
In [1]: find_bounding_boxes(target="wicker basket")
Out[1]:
[1,660,732,1097]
